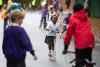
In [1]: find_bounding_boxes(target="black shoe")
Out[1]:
[62,50,67,55]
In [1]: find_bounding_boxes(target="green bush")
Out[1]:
[13,0,33,6]
[2,0,41,9]
[32,0,41,9]
[13,0,41,8]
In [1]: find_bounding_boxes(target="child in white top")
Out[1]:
[45,15,59,56]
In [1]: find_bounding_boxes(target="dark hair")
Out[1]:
[50,15,58,21]
[73,3,84,13]
[67,13,72,17]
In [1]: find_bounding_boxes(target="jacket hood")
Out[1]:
[73,9,88,22]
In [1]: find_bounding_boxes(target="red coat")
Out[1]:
[64,9,95,49]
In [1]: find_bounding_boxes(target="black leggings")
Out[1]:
[75,48,93,67]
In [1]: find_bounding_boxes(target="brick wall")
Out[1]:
[47,0,74,10]
[59,0,74,10]
[59,0,67,10]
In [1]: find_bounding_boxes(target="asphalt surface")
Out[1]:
[0,11,99,67]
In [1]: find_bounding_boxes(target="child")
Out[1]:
[53,0,59,12]
[66,0,71,9]
[45,15,59,58]
[62,3,95,67]
[0,4,8,31]
[60,12,71,38]
[39,5,48,29]
[48,6,59,21]
[2,10,37,67]
[0,4,7,19]
[59,6,63,15]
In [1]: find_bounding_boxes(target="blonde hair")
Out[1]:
[10,10,24,22]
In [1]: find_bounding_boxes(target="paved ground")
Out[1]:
[0,12,100,67]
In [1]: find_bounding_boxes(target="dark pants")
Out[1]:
[40,16,47,29]
[7,60,26,67]
[75,48,93,67]
[47,13,49,20]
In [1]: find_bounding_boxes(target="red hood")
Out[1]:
[73,9,88,22]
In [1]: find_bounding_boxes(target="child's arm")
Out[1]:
[64,18,75,46]
[46,28,51,31]
[46,28,54,32]
[0,9,7,19]
[19,28,37,60]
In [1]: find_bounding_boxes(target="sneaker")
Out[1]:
[50,50,56,62]
[48,52,52,57]
[51,50,56,56]
[62,50,67,55]
[51,50,56,58]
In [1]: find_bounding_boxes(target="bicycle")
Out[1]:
[65,51,96,67]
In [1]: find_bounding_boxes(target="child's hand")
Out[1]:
[59,33,62,39]
[56,30,59,33]
[50,29,54,32]
[46,29,54,32]
[33,55,37,60]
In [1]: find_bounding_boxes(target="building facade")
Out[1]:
[75,0,100,18]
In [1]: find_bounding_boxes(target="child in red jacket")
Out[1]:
[62,3,95,67]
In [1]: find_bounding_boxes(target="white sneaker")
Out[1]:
[48,52,52,57]
[50,50,56,62]
[51,50,56,56]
